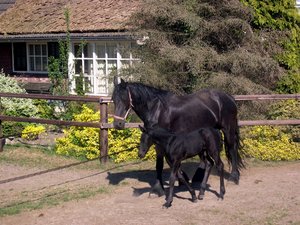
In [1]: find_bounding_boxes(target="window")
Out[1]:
[70,41,138,96]
[28,44,48,72]
[13,42,54,73]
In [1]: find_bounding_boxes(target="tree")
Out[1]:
[240,0,300,94]
[127,0,298,95]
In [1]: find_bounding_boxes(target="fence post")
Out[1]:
[0,120,4,152]
[99,99,108,163]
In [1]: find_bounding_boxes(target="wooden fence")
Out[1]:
[0,93,299,162]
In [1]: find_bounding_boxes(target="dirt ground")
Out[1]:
[0,152,299,225]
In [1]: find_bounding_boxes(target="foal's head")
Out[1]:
[139,125,175,158]
[138,126,153,158]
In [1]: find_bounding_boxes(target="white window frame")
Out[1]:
[69,41,139,96]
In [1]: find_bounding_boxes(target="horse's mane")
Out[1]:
[127,82,171,104]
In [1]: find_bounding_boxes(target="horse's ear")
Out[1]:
[113,76,118,86]
[120,78,127,88]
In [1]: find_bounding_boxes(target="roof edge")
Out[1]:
[0,31,135,42]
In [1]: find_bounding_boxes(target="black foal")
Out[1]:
[139,125,225,208]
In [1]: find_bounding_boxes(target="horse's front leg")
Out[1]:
[150,147,165,197]
[164,162,180,208]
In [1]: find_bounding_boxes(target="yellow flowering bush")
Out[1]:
[55,105,156,162]
[109,127,156,163]
[21,125,46,140]
[242,126,300,161]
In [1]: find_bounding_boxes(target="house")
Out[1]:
[0,0,141,95]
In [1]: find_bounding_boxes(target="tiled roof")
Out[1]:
[0,0,141,35]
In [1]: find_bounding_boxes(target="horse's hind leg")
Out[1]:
[198,155,213,200]
[222,126,242,184]
[177,169,197,203]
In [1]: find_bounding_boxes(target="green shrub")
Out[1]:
[55,105,156,162]
[0,71,39,136]
[33,99,55,119]
[242,126,300,161]
[276,72,300,94]
[0,71,38,117]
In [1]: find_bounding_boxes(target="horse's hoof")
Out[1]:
[229,172,240,185]
[218,194,224,200]
[192,197,198,203]
[198,195,204,200]
[163,202,172,208]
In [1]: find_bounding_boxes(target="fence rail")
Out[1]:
[0,92,299,161]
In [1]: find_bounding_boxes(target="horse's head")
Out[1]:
[112,79,133,129]
[138,125,154,158]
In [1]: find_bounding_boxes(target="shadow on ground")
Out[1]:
[106,161,232,199]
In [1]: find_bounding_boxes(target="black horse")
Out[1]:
[112,79,244,195]
[139,125,225,208]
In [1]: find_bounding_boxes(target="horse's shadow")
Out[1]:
[106,161,231,199]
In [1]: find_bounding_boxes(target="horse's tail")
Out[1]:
[223,121,245,183]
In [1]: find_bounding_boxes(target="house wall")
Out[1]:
[0,43,13,74]
[0,39,138,95]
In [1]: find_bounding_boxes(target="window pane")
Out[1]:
[74,60,82,74]
[85,44,93,58]
[30,57,35,71]
[107,60,117,74]
[84,77,93,93]
[42,45,47,55]
[13,43,27,71]
[29,45,34,55]
[119,43,130,58]
[107,44,117,58]
[42,57,48,71]
[74,44,81,58]
[48,42,60,58]
[84,60,93,74]
[97,60,106,75]
[96,44,105,58]
[35,45,41,55]
[35,57,42,71]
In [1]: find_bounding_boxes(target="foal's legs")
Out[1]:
[164,158,197,203]
[177,170,197,203]
[208,147,226,199]
[198,155,214,200]
[215,157,225,199]
[164,162,181,208]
